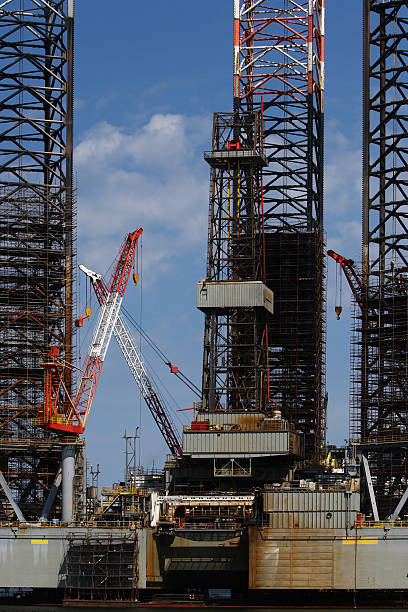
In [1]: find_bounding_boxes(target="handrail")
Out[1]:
[355,519,408,528]
[352,433,408,445]
[100,486,149,497]
[0,520,141,529]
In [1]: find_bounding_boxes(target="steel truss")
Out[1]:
[202,111,267,412]
[232,0,326,458]
[352,0,408,518]
[0,1,74,519]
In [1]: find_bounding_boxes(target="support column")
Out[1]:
[62,446,75,522]
[40,466,62,521]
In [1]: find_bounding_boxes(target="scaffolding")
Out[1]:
[350,280,408,517]
[64,532,139,604]
[0,1,75,519]
[202,110,267,413]
[357,0,408,518]
[265,232,326,460]
[231,1,326,459]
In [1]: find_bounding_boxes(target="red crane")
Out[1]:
[327,249,364,307]
[79,263,182,458]
[327,249,378,323]
[39,229,143,434]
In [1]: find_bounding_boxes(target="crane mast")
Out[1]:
[40,229,143,435]
[79,265,182,458]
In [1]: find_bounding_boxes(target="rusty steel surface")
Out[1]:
[263,490,360,529]
[157,531,248,575]
[249,526,408,590]
[182,430,295,458]
[145,530,163,586]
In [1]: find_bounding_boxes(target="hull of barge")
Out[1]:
[1,524,408,605]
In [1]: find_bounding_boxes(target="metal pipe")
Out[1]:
[389,486,408,521]
[62,446,75,522]
[40,466,62,521]
[360,453,379,521]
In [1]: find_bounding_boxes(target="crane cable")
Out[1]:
[76,246,201,398]
[120,305,201,398]
[335,260,343,320]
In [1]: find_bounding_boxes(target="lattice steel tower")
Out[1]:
[350,0,408,518]
[0,0,77,520]
[201,1,325,460]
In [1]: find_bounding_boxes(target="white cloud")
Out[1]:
[325,127,361,219]
[75,113,209,279]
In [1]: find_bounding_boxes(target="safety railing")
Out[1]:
[101,486,149,497]
[354,519,408,529]
[183,420,295,433]
[0,435,84,446]
[0,520,141,529]
[351,433,408,445]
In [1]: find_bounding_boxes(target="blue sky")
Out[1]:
[74,1,364,485]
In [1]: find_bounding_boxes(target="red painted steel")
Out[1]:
[40,230,143,434]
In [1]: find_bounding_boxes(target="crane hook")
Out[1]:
[335,305,342,320]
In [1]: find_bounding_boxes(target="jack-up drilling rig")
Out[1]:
[2,0,408,606]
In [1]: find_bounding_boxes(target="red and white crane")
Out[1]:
[39,229,143,434]
[79,264,183,458]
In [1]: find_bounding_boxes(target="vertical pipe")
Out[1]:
[62,446,75,522]
[40,466,62,521]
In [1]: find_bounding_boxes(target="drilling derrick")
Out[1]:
[351,0,408,518]
[201,1,325,460]
[201,111,269,414]
[0,1,76,520]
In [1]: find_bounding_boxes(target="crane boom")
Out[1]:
[79,264,182,457]
[327,249,379,323]
[40,229,143,434]
[327,249,363,307]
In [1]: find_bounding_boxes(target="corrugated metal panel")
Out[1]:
[263,491,360,529]
[196,281,273,314]
[182,430,293,457]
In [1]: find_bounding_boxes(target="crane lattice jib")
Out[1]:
[79,265,182,457]
[109,229,143,297]
[40,229,143,434]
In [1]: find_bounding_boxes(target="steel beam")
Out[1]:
[0,469,25,522]
[360,454,379,522]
